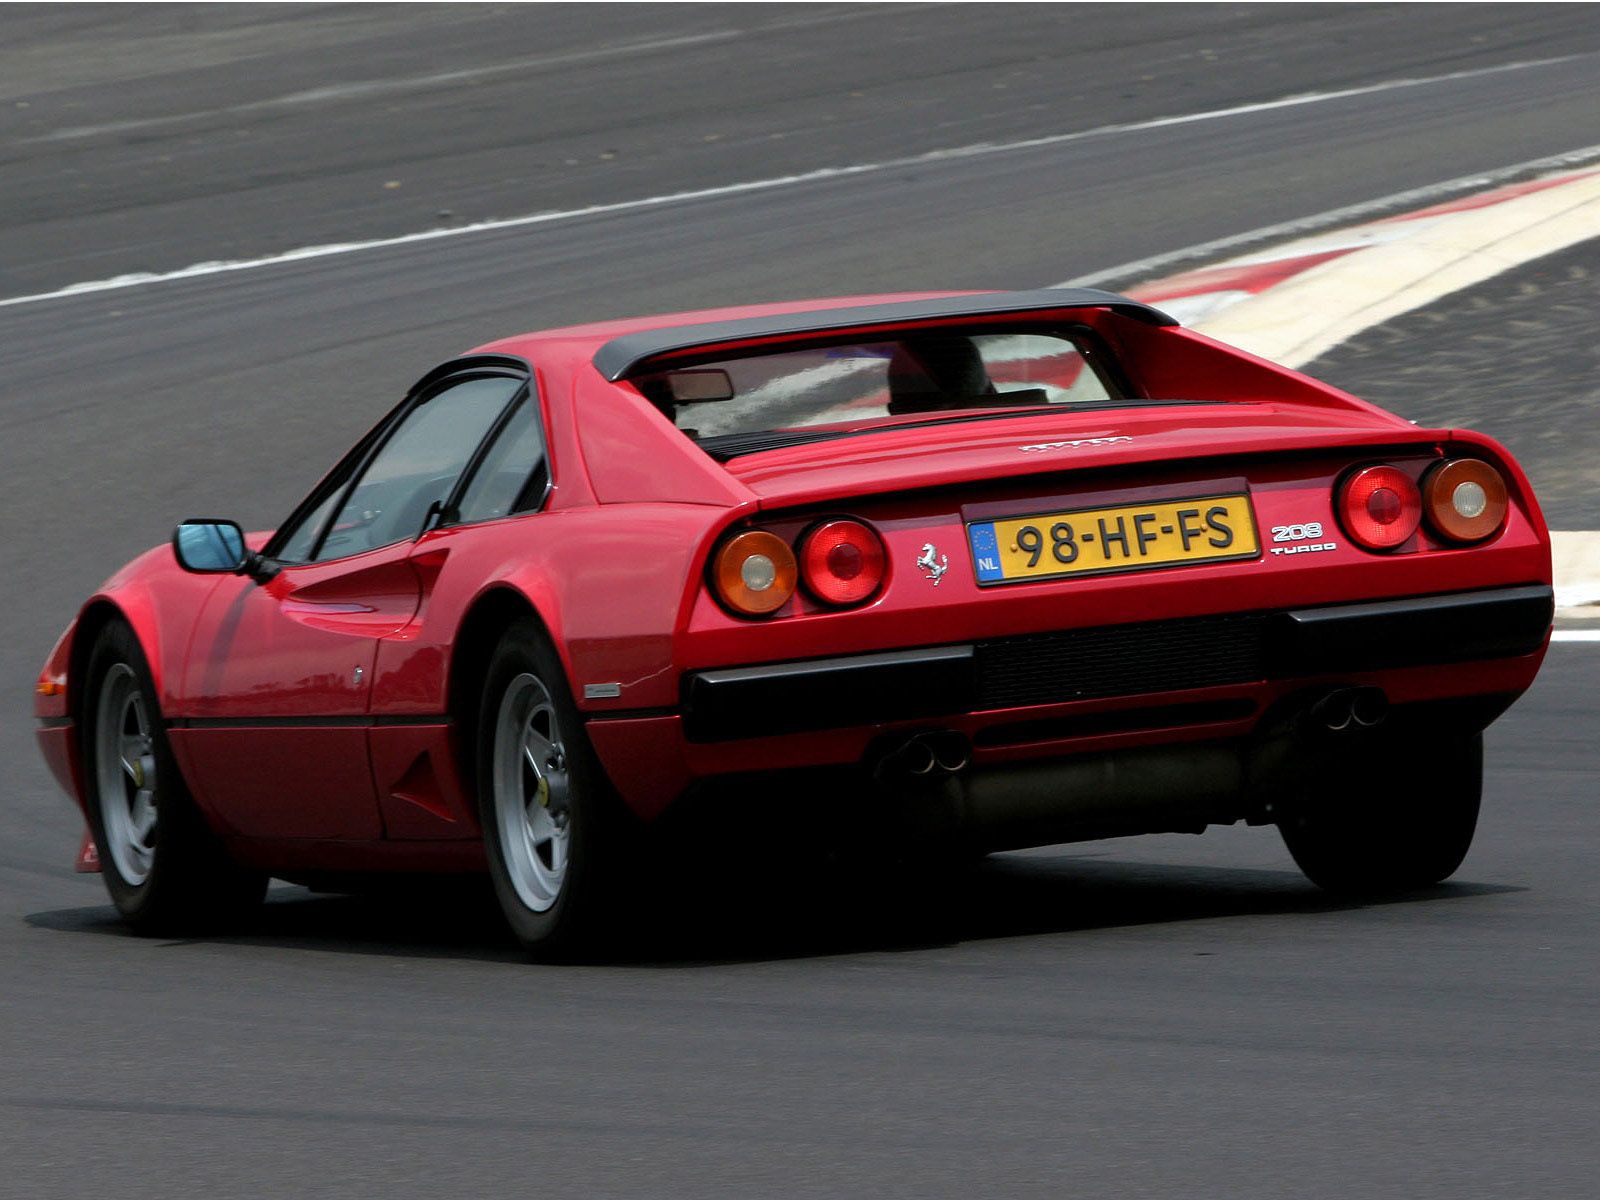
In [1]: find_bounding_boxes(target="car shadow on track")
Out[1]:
[613,853,1526,966]
[22,852,1526,967]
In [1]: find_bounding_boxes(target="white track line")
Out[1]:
[1065,143,1600,289]
[1552,631,1600,643]
[0,54,1577,311]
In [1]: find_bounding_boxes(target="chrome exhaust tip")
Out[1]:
[1350,687,1389,728]
[926,731,972,773]
[1304,687,1389,736]
[1310,689,1356,733]
[902,740,938,776]
[875,731,973,780]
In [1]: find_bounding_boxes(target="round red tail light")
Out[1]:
[1337,464,1422,550]
[799,519,886,606]
[1423,458,1509,543]
[711,529,797,616]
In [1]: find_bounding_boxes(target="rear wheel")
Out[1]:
[81,621,266,932]
[477,619,631,956]
[1277,731,1482,896]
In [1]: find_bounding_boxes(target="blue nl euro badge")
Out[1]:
[968,522,1005,583]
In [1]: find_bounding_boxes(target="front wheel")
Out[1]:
[477,620,632,956]
[1277,731,1483,896]
[81,621,266,932]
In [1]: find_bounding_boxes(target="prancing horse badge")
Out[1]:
[916,542,949,586]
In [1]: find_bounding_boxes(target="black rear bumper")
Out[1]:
[680,584,1553,742]
[1270,584,1553,673]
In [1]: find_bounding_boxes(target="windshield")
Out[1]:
[631,328,1124,444]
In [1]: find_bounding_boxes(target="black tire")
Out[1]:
[475,618,633,957]
[1277,731,1483,896]
[80,620,267,933]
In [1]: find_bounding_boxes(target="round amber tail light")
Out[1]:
[1424,458,1509,543]
[799,519,886,606]
[1337,464,1422,550]
[711,529,797,616]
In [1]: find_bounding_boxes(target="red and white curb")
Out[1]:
[1127,164,1600,366]
[1120,165,1600,636]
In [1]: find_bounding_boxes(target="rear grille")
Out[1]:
[975,612,1271,709]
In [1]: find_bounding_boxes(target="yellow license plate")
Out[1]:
[968,494,1260,585]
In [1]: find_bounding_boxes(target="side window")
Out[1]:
[313,375,520,562]
[269,427,379,566]
[275,489,342,564]
[453,396,546,525]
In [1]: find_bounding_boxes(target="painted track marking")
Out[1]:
[0,54,1581,310]
[1064,143,1600,290]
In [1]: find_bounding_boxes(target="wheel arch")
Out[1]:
[56,595,179,831]
[446,585,562,798]
[63,538,205,722]
[69,599,148,722]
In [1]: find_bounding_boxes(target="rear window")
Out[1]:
[631,328,1124,443]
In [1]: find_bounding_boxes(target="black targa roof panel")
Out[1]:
[591,288,1178,381]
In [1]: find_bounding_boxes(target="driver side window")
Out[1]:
[311,375,521,562]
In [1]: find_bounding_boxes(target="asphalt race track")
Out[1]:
[2,7,1597,1197]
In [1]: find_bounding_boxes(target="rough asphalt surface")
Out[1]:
[1,6,1597,1197]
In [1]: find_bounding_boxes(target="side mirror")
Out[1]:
[172,519,250,574]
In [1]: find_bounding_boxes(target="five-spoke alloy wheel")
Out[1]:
[491,673,572,913]
[81,621,266,932]
[477,618,631,956]
[93,662,160,886]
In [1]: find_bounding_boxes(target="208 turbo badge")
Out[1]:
[1269,521,1338,555]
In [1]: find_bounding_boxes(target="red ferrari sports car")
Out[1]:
[35,289,1553,952]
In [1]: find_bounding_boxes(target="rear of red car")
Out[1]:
[37,288,1554,954]
[580,292,1552,882]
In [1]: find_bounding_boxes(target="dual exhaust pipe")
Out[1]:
[1307,686,1389,734]
[877,730,972,780]
[874,687,1387,782]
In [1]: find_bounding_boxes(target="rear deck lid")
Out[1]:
[724,402,1417,508]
